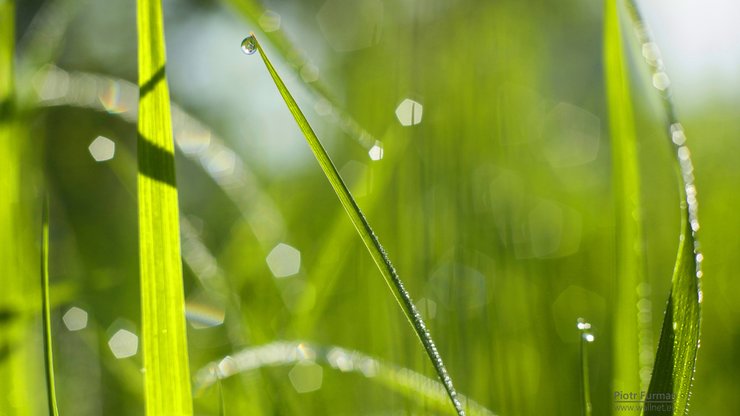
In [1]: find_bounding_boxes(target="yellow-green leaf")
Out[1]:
[0,1,37,414]
[137,0,193,414]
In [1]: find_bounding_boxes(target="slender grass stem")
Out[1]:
[41,198,59,416]
[246,34,466,416]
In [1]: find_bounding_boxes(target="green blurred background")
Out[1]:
[4,0,739,414]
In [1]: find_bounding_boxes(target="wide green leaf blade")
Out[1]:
[620,2,703,415]
[246,34,466,416]
[603,1,648,412]
[137,0,193,414]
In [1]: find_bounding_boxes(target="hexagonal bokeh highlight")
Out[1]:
[368,141,384,161]
[108,329,138,359]
[415,298,437,320]
[88,136,115,162]
[541,102,600,167]
[288,361,323,393]
[62,306,89,331]
[528,199,582,258]
[266,243,301,278]
[395,98,423,126]
[259,10,281,32]
[316,0,383,52]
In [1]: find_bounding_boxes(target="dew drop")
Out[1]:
[670,123,687,146]
[652,72,671,91]
[677,146,691,161]
[576,317,591,330]
[641,42,662,65]
[691,219,700,232]
[241,36,257,55]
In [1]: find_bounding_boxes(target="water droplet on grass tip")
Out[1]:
[241,36,257,55]
[576,318,591,330]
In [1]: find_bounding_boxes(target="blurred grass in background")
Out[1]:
[4,0,739,414]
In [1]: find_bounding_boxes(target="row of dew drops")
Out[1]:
[632,15,704,304]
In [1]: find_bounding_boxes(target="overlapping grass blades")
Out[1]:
[247,34,465,416]
[41,199,59,416]
[603,0,647,410]
[612,2,703,415]
[137,0,193,414]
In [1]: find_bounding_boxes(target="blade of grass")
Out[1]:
[41,198,59,416]
[137,0,193,414]
[620,2,703,415]
[35,69,282,414]
[603,0,648,408]
[0,1,35,414]
[246,34,466,416]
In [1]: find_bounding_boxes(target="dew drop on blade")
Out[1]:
[241,36,257,55]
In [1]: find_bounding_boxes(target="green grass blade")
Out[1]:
[1,1,35,414]
[137,0,193,414]
[619,3,703,415]
[603,0,648,407]
[643,220,700,416]
[246,34,465,416]
[40,199,59,416]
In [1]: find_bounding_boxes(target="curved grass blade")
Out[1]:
[41,198,59,416]
[619,2,703,415]
[246,34,466,416]
[196,341,494,416]
[137,0,193,414]
[603,0,650,407]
